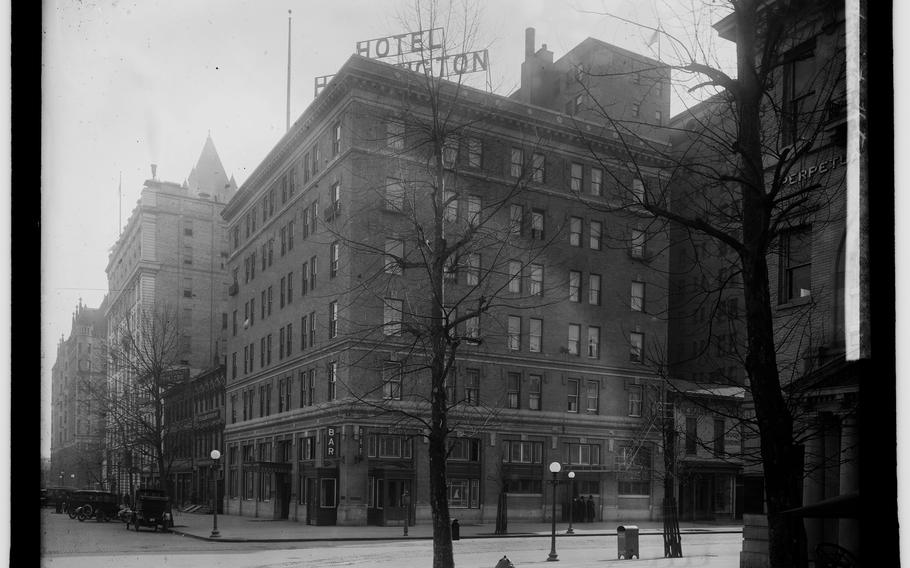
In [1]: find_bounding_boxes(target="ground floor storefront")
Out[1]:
[222,418,666,526]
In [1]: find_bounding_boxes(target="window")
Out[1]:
[531,153,545,183]
[466,195,481,225]
[508,260,522,293]
[510,147,522,178]
[631,102,640,117]
[387,119,405,150]
[569,216,582,246]
[327,362,337,400]
[529,318,542,353]
[507,316,521,351]
[309,311,316,346]
[779,226,811,302]
[328,301,338,338]
[587,326,600,358]
[509,204,523,236]
[183,277,192,298]
[630,332,644,362]
[448,438,480,462]
[585,379,599,411]
[529,374,541,410]
[507,372,520,409]
[266,288,271,316]
[330,242,339,278]
[312,145,320,175]
[385,238,404,274]
[280,277,286,308]
[443,190,458,222]
[231,353,237,379]
[567,443,600,465]
[285,323,292,357]
[467,137,482,168]
[631,229,645,258]
[385,179,405,211]
[301,262,309,297]
[567,378,579,412]
[528,264,543,296]
[655,110,662,124]
[288,220,295,250]
[631,281,645,311]
[507,440,542,463]
[632,178,645,202]
[589,220,602,250]
[628,386,642,417]
[590,167,603,196]
[447,479,480,508]
[569,271,582,302]
[530,210,545,240]
[332,122,341,155]
[382,363,402,400]
[384,298,403,336]
[287,272,293,304]
[685,416,698,454]
[368,434,412,459]
[465,314,480,340]
[568,324,580,356]
[781,43,815,146]
[570,163,583,192]
[465,253,481,286]
[279,327,286,359]
[588,274,601,305]
[268,238,274,265]
[329,181,341,219]
[465,368,480,405]
[310,255,318,290]
[320,479,337,508]
[714,419,725,456]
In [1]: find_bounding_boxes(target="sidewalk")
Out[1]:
[169,510,742,543]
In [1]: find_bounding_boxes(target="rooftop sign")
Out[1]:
[315,28,489,97]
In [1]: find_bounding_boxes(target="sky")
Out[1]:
[42,0,741,459]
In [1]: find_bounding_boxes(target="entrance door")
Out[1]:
[305,478,316,525]
[274,474,291,519]
[385,479,411,526]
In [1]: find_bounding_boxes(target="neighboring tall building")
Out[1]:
[220,32,673,526]
[662,1,867,565]
[164,364,226,508]
[50,300,107,490]
[102,136,236,495]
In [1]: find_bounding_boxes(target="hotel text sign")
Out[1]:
[315,28,489,97]
[356,28,445,59]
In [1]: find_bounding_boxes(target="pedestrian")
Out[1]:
[586,495,596,523]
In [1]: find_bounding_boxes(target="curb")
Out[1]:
[168,527,743,544]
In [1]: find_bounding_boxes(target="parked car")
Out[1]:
[68,490,120,522]
[126,489,173,532]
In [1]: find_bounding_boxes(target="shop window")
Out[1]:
[320,478,337,508]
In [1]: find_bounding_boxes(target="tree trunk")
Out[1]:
[735,4,804,565]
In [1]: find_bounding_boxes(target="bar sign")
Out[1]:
[325,426,338,458]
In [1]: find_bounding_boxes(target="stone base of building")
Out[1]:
[740,513,769,568]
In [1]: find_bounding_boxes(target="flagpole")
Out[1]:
[286,9,292,133]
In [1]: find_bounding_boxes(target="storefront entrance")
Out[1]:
[367,469,414,526]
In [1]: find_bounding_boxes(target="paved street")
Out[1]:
[40,508,743,567]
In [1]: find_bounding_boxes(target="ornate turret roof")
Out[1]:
[186,133,237,202]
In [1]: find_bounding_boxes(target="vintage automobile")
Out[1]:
[68,490,120,522]
[126,488,173,532]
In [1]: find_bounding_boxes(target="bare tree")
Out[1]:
[99,302,189,499]
[566,2,848,565]
[316,3,575,566]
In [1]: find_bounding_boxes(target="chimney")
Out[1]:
[525,27,535,58]
[151,163,158,180]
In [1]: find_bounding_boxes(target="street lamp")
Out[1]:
[209,450,221,538]
[547,461,562,562]
[566,471,576,535]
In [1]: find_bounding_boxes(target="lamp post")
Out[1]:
[547,461,561,561]
[209,450,221,538]
[566,471,576,535]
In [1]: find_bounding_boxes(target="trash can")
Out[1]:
[617,525,639,559]
[452,519,460,540]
